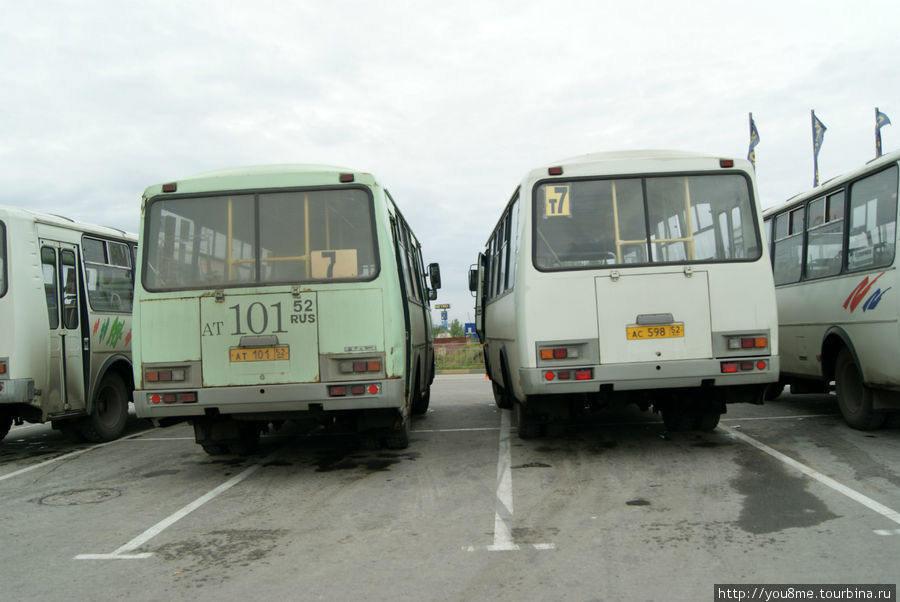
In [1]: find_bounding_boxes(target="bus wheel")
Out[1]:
[384,415,410,450]
[80,372,129,442]
[692,411,721,432]
[661,409,692,432]
[202,443,231,456]
[835,349,886,430]
[492,382,514,410]
[515,402,540,439]
[0,411,11,442]
[228,424,261,455]
[411,371,431,416]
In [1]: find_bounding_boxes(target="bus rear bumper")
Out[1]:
[0,379,35,404]
[519,356,780,397]
[134,379,406,419]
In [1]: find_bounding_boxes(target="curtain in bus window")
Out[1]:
[847,166,898,272]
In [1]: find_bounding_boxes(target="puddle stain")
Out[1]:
[731,448,839,534]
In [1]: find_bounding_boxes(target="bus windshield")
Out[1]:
[534,173,760,270]
[143,188,379,290]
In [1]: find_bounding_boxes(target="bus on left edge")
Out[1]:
[0,205,137,442]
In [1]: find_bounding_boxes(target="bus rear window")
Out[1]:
[534,173,760,270]
[143,188,379,290]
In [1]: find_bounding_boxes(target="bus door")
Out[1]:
[40,241,86,414]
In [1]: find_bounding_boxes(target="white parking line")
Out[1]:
[75,445,285,560]
[723,426,900,533]
[0,433,143,483]
[464,410,555,553]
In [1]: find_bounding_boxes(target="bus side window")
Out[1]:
[41,247,59,329]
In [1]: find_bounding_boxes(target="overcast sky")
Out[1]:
[2,0,898,324]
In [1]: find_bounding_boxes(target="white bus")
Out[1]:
[0,206,137,442]
[470,151,779,437]
[763,149,900,429]
[132,165,441,454]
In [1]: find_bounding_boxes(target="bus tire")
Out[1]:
[661,409,691,432]
[492,381,514,410]
[384,415,410,450]
[692,411,721,432]
[835,349,886,430]
[202,443,231,456]
[515,401,540,439]
[0,411,11,442]
[411,368,431,415]
[80,372,129,442]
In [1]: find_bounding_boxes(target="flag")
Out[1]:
[747,113,760,169]
[812,110,827,186]
[876,107,891,157]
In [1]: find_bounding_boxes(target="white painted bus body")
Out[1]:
[0,206,136,441]
[763,150,900,429]
[475,151,779,435]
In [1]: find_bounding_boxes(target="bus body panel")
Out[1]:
[475,151,778,433]
[131,165,438,451]
[0,205,136,438]
[595,269,712,364]
[762,151,900,427]
[776,269,900,388]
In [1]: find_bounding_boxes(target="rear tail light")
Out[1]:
[727,336,768,351]
[544,368,593,381]
[144,368,186,383]
[148,391,197,404]
[539,347,579,361]
[721,361,767,373]
[0,360,7,376]
[329,383,381,397]
[340,359,382,374]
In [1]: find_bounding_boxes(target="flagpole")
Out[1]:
[811,110,818,186]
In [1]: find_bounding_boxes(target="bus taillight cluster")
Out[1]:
[328,384,381,397]
[721,360,768,374]
[149,392,198,404]
[544,369,593,382]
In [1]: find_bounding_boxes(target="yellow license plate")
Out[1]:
[229,346,290,362]
[626,324,684,340]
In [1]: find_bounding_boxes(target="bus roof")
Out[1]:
[529,150,751,179]
[0,204,136,240]
[762,148,900,218]
[143,164,379,198]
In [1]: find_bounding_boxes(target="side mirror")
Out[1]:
[428,263,442,290]
[468,267,478,292]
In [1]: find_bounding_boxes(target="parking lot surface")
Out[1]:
[1,374,898,601]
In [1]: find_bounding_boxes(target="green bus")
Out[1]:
[132,165,441,454]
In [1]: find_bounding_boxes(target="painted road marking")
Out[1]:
[723,426,900,534]
[75,445,286,560]
[0,433,144,483]
[464,409,555,553]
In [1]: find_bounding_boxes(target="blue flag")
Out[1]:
[876,108,891,157]
[812,110,827,186]
[747,113,760,169]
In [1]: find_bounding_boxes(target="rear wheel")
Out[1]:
[411,368,431,415]
[492,381,514,410]
[692,411,721,432]
[383,415,410,449]
[0,411,12,442]
[835,349,886,430]
[515,401,541,439]
[80,372,129,442]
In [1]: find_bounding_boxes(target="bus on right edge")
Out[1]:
[763,149,900,429]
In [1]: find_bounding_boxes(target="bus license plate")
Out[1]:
[626,324,684,340]
[229,346,291,362]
